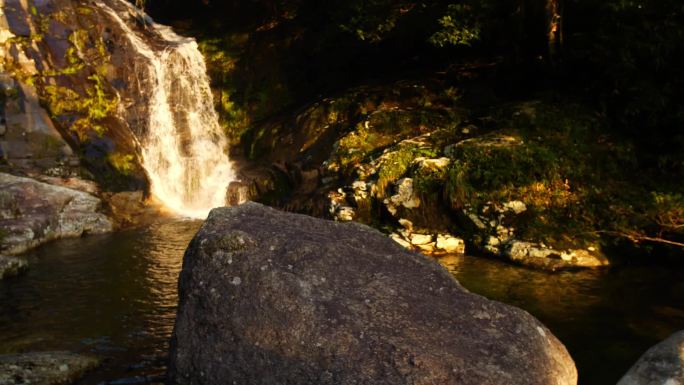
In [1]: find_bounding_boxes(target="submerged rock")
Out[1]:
[617,330,684,385]
[0,255,28,279]
[168,202,577,385]
[0,351,99,385]
[0,173,113,255]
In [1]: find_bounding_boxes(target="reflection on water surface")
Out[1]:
[438,254,684,385]
[0,219,202,383]
[0,220,682,384]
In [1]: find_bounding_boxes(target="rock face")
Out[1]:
[0,351,99,385]
[0,255,28,279]
[617,331,684,385]
[0,172,113,255]
[168,202,577,385]
[1,0,150,189]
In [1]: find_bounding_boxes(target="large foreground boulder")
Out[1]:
[618,330,684,385]
[0,173,113,255]
[168,202,577,385]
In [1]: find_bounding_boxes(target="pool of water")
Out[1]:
[438,254,684,384]
[0,219,682,384]
[0,219,202,384]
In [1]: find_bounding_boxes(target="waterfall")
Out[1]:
[98,0,236,219]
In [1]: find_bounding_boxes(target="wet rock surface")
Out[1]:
[103,191,161,228]
[617,330,684,385]
[169,202,577,385]
[0,255,28,279]
[0,351,99,385]
[0,172,113,255]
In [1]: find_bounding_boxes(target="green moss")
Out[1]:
[375,145,437,196]
[433,101,680,249]
[0,227,7,246]
[107,152,136,176]
[37,30,117,140]
[443,161,472,209]
[43,75,117,140]
[451,140,558,195]
[196,37,249,143]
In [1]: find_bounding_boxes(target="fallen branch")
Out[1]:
[592,230,684,248]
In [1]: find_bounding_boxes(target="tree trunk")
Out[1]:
[546,0,563,63]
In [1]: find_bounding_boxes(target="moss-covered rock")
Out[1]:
[243,79,681,270]
[1,0,148,191]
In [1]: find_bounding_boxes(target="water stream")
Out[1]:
[1,222,682,384]
[99,0,236,219]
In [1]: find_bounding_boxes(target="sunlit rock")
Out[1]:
[503,200,527,214]
[389,177,421,209]
[169,202,578,385]
[415,156,451,171]
[225,181,253,206]
[409,233,433,245]
[334,206,355,222]
[463,201,609,271]
[0,173,113,255]
[390,232,412,249]
[398,218,414,231]
[436,234,465,254]
[502,240,609,271]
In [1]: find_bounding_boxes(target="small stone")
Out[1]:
[503,201,527,214]
[384,200,398,216]
[416,242,436,253]
[416,157,451,171]
[398,219,413,231]
[466,212,487,230]
[409,233,433,246]
[389,178,420,209]
[352,181,367,191]
[487,236,501,246]
[390,234,412,249]
[335,206,355,221]
[435,234,465,254]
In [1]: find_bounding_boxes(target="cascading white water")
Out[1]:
[99,0,236,219]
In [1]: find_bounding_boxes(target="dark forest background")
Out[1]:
[142,0,683,175]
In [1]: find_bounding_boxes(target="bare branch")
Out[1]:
[592,230,684,248]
